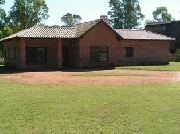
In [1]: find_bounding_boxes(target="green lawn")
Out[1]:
[0,80,179,133]
[116,62,180,71]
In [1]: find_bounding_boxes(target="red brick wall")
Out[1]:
[3,39,19,68]
[118,40,169,65]
[78,22,169,67]
[25,38,62,69]
[3,23,169,70]
[78,22,120,67]
[62,39,79,67]
[3,38,62,70]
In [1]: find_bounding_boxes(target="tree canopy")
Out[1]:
[0,0,9,39]
[0,9,9,38]
[8,0,49,32]
[61,13,82,26]
[0,8,6,30]
[1,26,13,38]
[0,0,5,4]
[152,7,172,22]
[108,0,144,29]
[0,0,6,30]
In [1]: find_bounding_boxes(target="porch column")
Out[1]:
[57,39,62,69]
[19,38,26,69]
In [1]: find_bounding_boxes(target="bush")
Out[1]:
[0,50,3,65]
[169,53,172,62]
[171,49,180,62]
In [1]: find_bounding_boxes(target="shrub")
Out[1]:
[169,53,172,62]
[174,49,180,61]
[0,50,3,65]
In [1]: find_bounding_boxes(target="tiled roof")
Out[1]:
[146,22,171,25]
[146,21,180,26]
[1,26,77,41]
[0,19,174,42]
[0,19,102,41]
[19,26,77,38]
[115,29,175,41]
[74,19,101,38]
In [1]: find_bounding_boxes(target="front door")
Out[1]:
[62,47,68,67]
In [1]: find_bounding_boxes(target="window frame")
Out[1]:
[90,47,108,62]
[26,47,47,64]
[125,47,134,58]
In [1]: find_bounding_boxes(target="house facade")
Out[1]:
[145,21,180,53]
[1,19,174,70]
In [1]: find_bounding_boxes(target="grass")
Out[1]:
[72,72,147,76]
[116,62,180,71]
[0,80,179,133]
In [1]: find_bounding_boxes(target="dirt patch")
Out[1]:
[0,69,180,85]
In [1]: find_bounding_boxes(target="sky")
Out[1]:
[1,0,180,26]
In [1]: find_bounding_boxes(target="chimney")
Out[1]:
[100,15,108,23]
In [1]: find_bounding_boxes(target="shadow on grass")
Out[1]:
[60,66,116,72]
[0,65,22,74]
[0,65,116,74]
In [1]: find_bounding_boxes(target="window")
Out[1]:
[125,47,134,57]
[26,47,47,63]
[90,47,108,62]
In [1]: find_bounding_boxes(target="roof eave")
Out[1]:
[122,39,175,41]
[0,36,20,42]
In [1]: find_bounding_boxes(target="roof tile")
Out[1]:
[115,29,174,41]
[0,19,175,42]
[74,19,101,37]
[1,26,77,41]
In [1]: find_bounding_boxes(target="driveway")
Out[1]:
[0,69,180,85]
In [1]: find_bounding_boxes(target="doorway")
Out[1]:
[62,47,68,67]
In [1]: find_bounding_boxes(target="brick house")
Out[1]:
[145,21,180,53]
[0,19,174,70]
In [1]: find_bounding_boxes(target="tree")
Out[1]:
[108,0,144,29]
[152,7,172,22]
[0,8,7,32]
[1,26,13,38]
[61,13,82,26]
[0,0,5,4]
[0,0,10,39]
[8,0,49,32]
[0,0,6,30]
[108,0,122,29]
